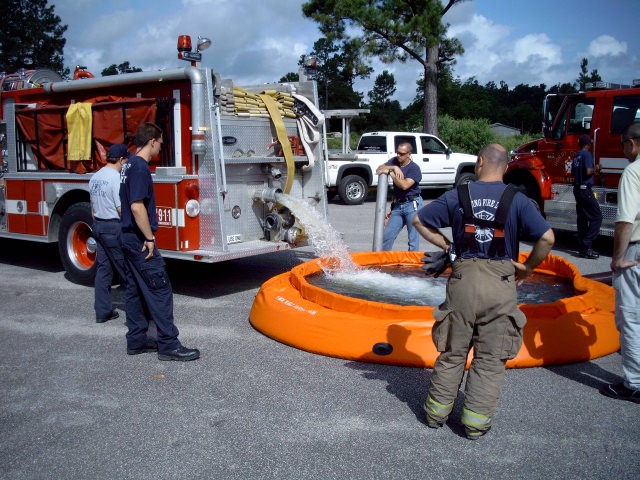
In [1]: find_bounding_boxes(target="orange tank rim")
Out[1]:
[249,251,617,368]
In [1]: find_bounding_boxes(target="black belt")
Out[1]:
[394,195,421,204]
[95,217,120,222]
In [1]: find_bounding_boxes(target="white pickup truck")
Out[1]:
[325,131,477,205]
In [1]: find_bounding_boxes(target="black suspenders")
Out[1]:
[457,184,518,258]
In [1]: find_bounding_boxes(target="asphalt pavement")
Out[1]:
[0,193,638,480]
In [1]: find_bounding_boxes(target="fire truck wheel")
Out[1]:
[58,202,97,286]
[338,174,367,205]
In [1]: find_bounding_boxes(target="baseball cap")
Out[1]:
[107,144,132,159]
[579,134,593,146]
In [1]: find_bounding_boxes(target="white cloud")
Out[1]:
[447,14,512,79]
[513,34,562,69]
[45,0,640,110]
[588,35,627,57]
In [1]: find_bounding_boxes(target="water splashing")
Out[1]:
[275,193,439,301]
[275,193,357,272]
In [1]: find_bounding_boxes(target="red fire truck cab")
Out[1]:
[505,80,640,236]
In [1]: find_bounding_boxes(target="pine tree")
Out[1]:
[0,0,68,76]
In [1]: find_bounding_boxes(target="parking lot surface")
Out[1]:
[1,196,638,479]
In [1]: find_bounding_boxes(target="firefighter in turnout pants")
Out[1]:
[120,122,200,361]
[412,144,554,439]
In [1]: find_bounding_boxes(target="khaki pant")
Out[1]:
[426,259,526,430]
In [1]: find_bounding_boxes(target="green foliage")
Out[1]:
[0,0,68,76]
[361,71,403,131]
[437,115,495,154]
[279,72,299,82]
[499,133,540,154]
[368,71,396,104]
[576,57,602,90]
[308,37,372,109]
[326,131,361,151]
[302,0,467,134]
[437,115,538,155]
[101,61,143,76]
[407,72,547,134]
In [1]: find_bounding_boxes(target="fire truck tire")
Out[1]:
[58,202,97,286]
[338,175,367,205]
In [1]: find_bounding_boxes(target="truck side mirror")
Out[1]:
[445,147,452,155]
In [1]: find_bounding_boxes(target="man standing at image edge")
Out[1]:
[601,123,640,403]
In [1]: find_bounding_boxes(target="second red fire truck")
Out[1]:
[505,79,640,236]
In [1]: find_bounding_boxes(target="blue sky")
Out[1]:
[51,0,639,107]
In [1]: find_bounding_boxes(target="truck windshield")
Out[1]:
[568,100,595,135]
[543,94,565,132]
[551,97,594,140]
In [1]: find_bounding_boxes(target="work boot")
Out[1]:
[579,249,599,259]
[96,310,119,323]
[423,399,446,429]
[465,426,491,440]
[600,382,640,403]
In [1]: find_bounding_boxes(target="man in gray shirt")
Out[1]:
[89,144,130,323]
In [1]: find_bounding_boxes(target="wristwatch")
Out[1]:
[145,236,155,243]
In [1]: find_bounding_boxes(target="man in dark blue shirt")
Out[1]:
[571,134,602,259]
[120,122,200,362]
[412,144,554,439]
[375,142,423,251]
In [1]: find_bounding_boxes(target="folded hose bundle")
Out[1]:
[221,85,297,119]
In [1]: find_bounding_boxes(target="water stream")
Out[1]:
[276,193,357,272]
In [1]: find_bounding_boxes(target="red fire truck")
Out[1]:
[505,80,640,236]
[0,35,328,284]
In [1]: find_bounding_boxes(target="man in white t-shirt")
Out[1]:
[601,123,640,403]
[89,144,130,323]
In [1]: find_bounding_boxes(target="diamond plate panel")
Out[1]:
[545,183,616,236]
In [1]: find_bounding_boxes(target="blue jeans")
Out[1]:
[383,200,420,251]
[93,220,126,320]
[612,242,640,390]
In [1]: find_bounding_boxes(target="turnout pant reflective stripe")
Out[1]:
[423,394,454,423]
[462,407,492,431]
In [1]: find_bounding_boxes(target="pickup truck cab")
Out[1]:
[326,131,477,205]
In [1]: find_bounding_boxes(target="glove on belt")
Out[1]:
[421,251,451,278]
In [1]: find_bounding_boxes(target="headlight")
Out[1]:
[185,199,200,218]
